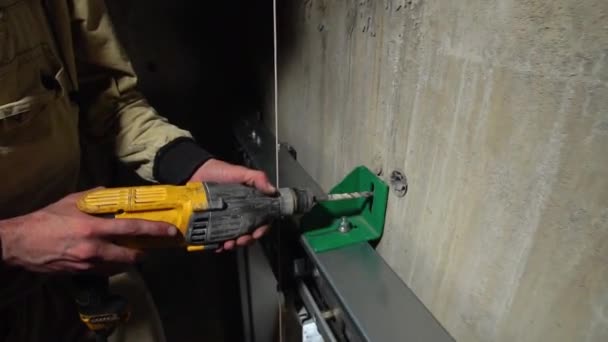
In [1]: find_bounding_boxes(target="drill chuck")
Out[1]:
[278,188,316,215]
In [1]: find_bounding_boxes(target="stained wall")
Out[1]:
[268,1,608,341]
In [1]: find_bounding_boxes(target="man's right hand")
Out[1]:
[0,190,177,274]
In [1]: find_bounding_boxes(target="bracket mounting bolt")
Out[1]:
[338,217,352,233]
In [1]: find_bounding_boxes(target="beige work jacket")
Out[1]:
[0,0,194,306]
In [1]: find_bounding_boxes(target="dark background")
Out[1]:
[104,1,273,341]
[106,0,274,161]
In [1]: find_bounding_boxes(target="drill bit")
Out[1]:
[279,189,374,215]
[316,191,373,202]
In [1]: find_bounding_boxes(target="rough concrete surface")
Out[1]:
[267,0,608,341]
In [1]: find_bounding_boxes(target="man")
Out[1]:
[0,0,271,340]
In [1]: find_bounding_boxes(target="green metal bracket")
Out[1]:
[301,166,389,253]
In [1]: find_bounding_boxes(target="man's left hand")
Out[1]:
[189,158,276,252]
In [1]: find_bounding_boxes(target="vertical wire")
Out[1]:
[273,0,279,191]
[272,0,283,341]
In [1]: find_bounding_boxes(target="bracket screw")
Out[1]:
[338,217,352,233]
[390,170,408,197]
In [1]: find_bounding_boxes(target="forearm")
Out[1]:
[71,0,213,183]
[110,95,213,183]
[0,215,30,265]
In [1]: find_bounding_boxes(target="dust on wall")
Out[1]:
[266,0,608,341]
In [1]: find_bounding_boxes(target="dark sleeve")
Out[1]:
[153,138,214,185]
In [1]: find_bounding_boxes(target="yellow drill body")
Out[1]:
[76,181,319,253]
[73,181,366,340]
[77,182,213,251]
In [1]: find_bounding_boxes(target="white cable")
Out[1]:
[272,0,283,341]
[273,0,279,189]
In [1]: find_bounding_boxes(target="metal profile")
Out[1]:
[234,119,454,342]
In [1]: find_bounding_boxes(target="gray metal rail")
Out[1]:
[234,119,454,342]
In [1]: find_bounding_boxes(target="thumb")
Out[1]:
[244,170,277,194]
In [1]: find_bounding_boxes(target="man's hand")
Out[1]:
[189,158,276,252]
[0,191,177,274]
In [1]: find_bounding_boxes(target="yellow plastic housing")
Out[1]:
[77,182,209,249]
[79,311,130,333]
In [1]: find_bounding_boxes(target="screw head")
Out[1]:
[338,217,352,233]
[390,170,408,197]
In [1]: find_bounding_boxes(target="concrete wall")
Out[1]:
[268,1,608,341]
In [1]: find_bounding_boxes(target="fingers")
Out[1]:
[223,240,235,250]
[92,218,178,238]
[96,243,142,264]
[219,236,249,251]
[222,237,255,249]
[244,170,277,194]
[192,159,276,194]
[220,226,269,252]
[252,225,269,239]
[236,235,252,246]
[211,164,276,194]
